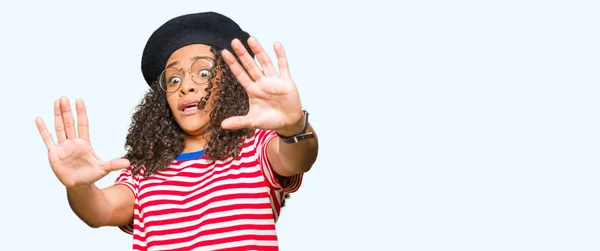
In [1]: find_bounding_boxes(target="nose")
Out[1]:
[179,74,197,95]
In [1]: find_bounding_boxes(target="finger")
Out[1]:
[222,49,253,90]
[54,99,67,143]
[60,96,77,139]
[274,41,291,79]
[247,37,277,77]
[102,158,131,172]
[35,117,56,151]
[75,99,90,140]
[221,115,254,130]
[231,38,263,81]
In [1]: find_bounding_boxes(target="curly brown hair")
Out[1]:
[123,47,252,177]
[124,46,291,206]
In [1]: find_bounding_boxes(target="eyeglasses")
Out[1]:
[159,57,215,93]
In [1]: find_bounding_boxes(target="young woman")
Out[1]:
[35,12,318,250]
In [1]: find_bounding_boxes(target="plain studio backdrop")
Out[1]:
[1,0,598,250]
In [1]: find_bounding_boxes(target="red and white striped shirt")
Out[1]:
[115,129,303,251]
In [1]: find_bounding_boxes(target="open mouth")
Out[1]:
[181,103,199,112]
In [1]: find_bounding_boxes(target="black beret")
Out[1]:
[141,11,254,86]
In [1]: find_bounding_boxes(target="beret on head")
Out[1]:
[141,11,254,86]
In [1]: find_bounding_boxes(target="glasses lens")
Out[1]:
[160,67,183,92]
[190,58,214,84]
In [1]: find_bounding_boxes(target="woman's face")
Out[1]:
[164,44,216,136]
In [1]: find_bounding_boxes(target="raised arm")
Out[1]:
[35,97,134,227]
[221,37,319,177]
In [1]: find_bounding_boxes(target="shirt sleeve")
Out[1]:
[255,129,303,193]
[114,166,137,235]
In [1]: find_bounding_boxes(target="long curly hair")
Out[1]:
[123,47,252,177]
[124,46,291,206]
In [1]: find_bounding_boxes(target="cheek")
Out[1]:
[166,94,180,114]
[199,84,213,96]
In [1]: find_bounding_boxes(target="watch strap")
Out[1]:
[277,109,315,144]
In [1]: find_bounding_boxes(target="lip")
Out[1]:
[178,99,200,115]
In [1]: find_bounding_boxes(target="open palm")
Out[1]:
[221,38,304,133]
[35,97,130,188]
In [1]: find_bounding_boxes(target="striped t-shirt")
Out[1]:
[115,129,303,251]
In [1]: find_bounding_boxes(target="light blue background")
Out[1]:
[1,0,599,250]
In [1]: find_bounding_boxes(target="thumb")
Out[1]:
[221,116,253,130]
[102,158,131,172]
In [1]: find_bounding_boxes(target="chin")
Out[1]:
[171,107,211,134]
[178,120,210,136]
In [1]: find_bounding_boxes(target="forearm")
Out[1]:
[66,184,113,228]
[276,123,318,175]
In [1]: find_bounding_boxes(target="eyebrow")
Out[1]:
[166,60,179,69]
[165,56,215,69]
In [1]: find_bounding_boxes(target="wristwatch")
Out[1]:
[277,108,315,144]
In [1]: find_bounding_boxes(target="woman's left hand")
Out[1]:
[221,37,304,135]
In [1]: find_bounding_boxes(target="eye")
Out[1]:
[198,69,211,78]
[168,77,181,85]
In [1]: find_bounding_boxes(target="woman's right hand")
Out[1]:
[35,97,130,188]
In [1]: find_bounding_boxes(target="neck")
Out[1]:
[182,133,210,153]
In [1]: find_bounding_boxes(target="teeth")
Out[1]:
[182,104,198,112]
[181,103,197,110]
